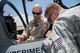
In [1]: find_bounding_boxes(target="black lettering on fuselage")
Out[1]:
[6,47,45,53]
[12,51,16,53]
[29,48,35,53]
[36,47,40,53]
[17,50,21,53]
[22,50,26,53]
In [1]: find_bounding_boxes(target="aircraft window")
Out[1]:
[62,0,80,8]
[4,4,24,29]
[3,4,24,44]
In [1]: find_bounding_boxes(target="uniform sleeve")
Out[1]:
[20,24,30,39]
[25,21,33,38]
[35,22,49,38]
[72,15,80,48]
[52,20,79,53]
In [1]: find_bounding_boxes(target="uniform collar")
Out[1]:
[59,9,67,15]
[34,18,43,24]
[32,18,43,27]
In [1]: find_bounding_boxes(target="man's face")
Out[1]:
[32,6,42,21]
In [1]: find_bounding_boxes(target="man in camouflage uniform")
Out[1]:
[42,3,80,53]
[17,4,49,42]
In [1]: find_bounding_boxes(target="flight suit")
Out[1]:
[26,18,49,40]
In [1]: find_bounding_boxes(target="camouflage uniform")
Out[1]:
[43,6,80,53]
[26,18,48,40]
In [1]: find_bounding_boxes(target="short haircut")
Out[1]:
[32,4,42,12]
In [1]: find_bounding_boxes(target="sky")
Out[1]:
[3,0,80,26]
